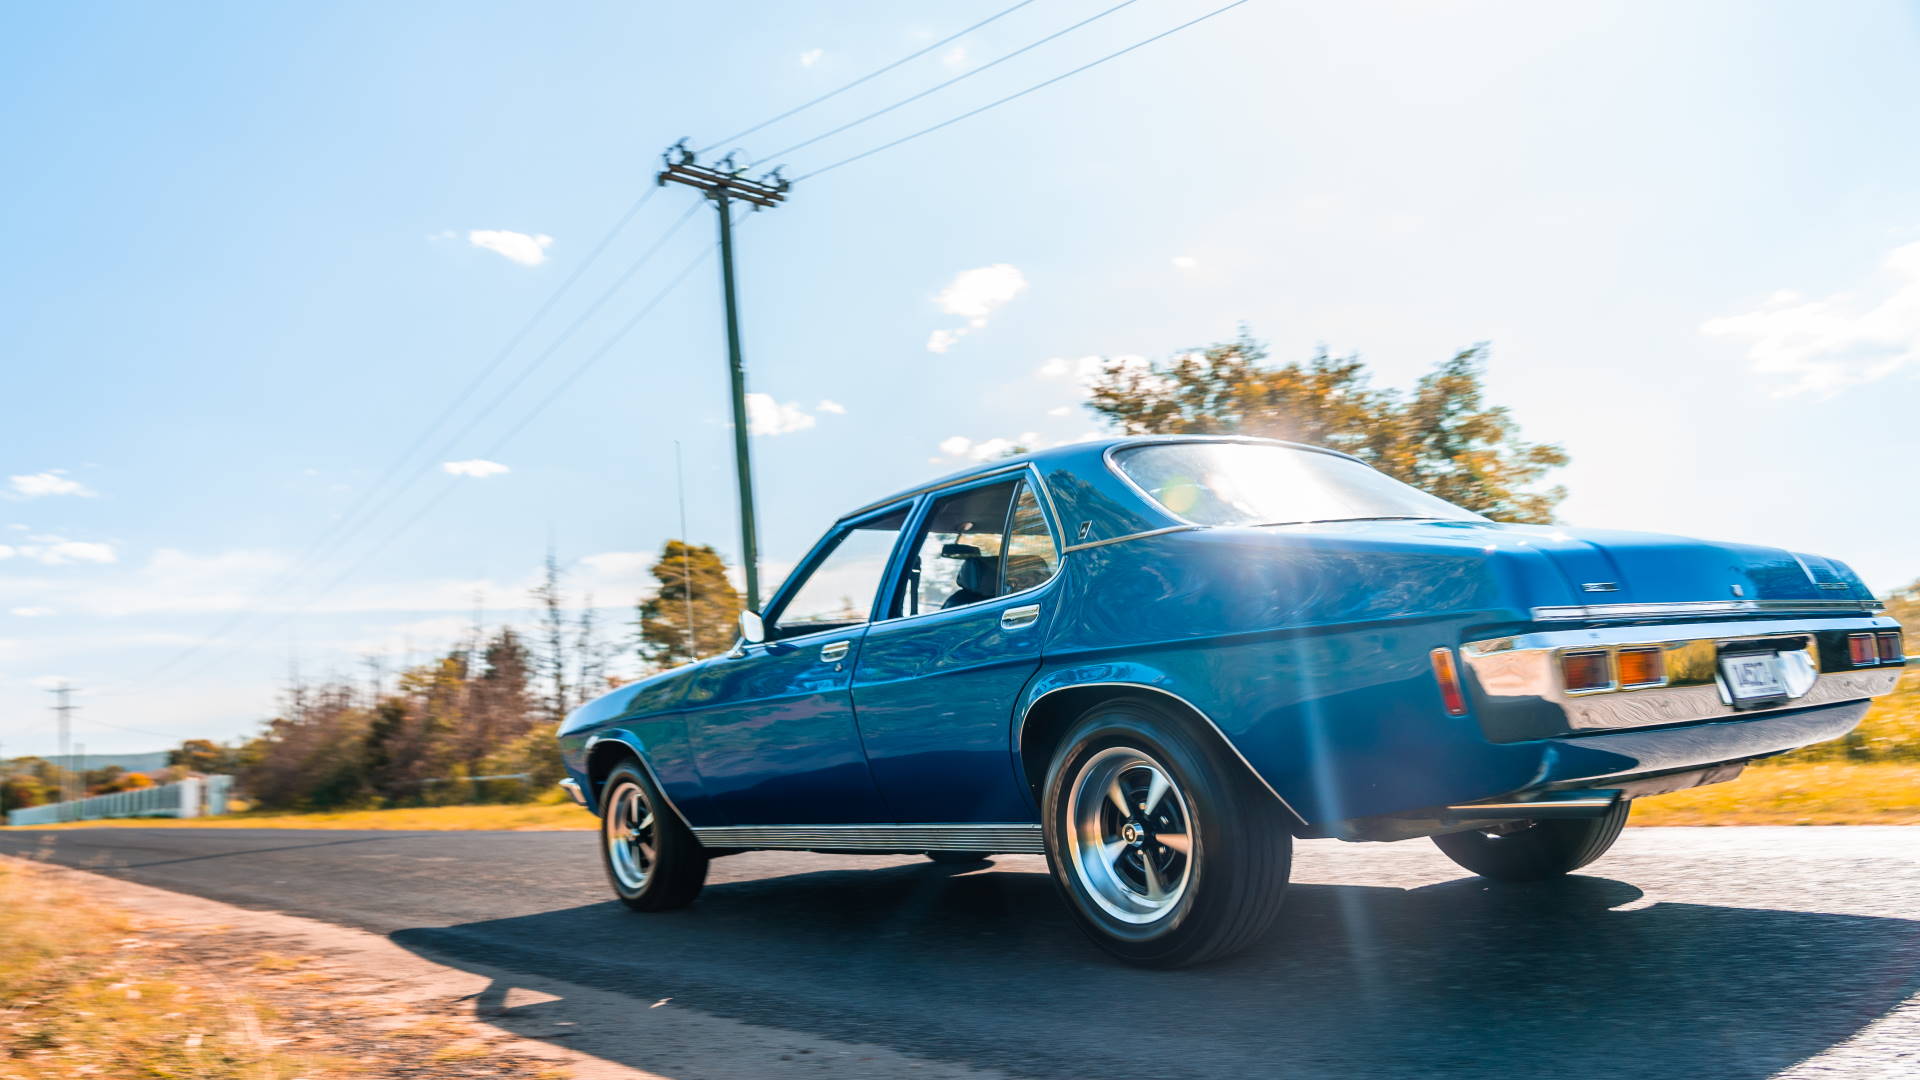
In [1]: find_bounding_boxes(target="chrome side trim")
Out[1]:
[1063,525,1201,553]
[690,823,1045,853]
[1016,681,1307,827]
[558,778,586,805]
[1532,599,1882,621]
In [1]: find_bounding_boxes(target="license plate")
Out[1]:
[1721,652,1787,707]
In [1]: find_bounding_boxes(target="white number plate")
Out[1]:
[1721,653,1787,706]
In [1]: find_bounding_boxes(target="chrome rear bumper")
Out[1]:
[558,777,586,806]
[1463,615,1902,742]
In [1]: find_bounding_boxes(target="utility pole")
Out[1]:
[657,140,790,613]
[49,683,76,820]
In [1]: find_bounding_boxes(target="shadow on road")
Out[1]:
[391,857,1920,1079]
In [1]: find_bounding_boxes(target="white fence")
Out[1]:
[6,775,233,827]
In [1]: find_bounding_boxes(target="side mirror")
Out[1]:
[738,609,765,645]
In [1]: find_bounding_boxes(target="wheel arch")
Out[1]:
[1015,680,1308,832]
[583,732,691,828]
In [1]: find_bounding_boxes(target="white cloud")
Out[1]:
[1171,255,1198,270]
[10,606,52,617]
[1036,353,1156,398]
[442,459,511,478]
[925,263,1027,353]
[468,229,554,267]
[816,399,847,415]
[746,393,816,436]
[0,536,116,566]
[936,433,1040,462]
[937,263,1027,325]
[1047,405,1072,416]
[942,45,968,67]
[800,48,824,67]
[1701,240,1920,396]
[8,471,95,499]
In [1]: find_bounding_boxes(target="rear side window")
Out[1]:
[892,479,1059,618]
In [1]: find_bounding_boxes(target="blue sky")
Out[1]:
[4,0,1918,755]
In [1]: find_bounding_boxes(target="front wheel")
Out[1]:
[598,761,708,911]
[1431,800,1631,882]
[1041,700,1293,968]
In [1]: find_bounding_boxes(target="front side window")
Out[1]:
[892,478,1059,618]
[768,507,908,638]
[1113,442,1485,527]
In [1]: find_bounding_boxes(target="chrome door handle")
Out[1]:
[1001,604,1041,630]
[820,640,851,663]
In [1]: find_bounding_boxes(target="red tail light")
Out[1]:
[1561,651,1612,692]
[1431,647,1468,715]
[1849,634,1878,666]
[1880,632,1905,663]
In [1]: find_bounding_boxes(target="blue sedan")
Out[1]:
[557,436,1905,966]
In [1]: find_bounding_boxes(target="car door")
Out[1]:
[681,504,909,826]
[851,472,1064,824]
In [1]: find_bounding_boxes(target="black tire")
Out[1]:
[925,851,993,865]
[1041,699,1293,968]
[598,760,708,911]
[1431,800,1631,882]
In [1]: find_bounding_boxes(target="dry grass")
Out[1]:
[8,797,596,832]
[1632,761,1920,825]
[0,859,343,1079]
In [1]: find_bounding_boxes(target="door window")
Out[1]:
[768,508,908,639]
[892,478,1058,618]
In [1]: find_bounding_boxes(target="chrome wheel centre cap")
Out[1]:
[1121,821,1145,846]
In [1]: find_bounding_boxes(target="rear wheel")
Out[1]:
[1041,699,1292,968]
[1431,800,1631,882]
[599,761,707,911]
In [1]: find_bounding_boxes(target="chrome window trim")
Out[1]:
[1098,437,1470,534]
[1062,524,1202,553]
[1015,681,1306,827]
[837,462,1040,524]
[1532,599,1883,621]
[869,464,1066,628]
[690,822,1045,854]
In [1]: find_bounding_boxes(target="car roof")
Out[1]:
[833,434,1363,523]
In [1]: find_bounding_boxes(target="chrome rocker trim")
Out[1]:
[690,823,1046,854]
[1531,598,1882,622]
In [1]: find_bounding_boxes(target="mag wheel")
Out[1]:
[1431,800,1631,882]
[1042,700,1292,968]
[599,761,707,911]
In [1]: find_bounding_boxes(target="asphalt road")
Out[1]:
[4,825,1915,1079]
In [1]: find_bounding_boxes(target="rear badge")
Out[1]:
[1580,582,1619,593]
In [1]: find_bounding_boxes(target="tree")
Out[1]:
[1887,578,1918,643]
[168,738,238,774]
[530,551,571,724]
[635,540,743,669]
[1084,332,1568,523]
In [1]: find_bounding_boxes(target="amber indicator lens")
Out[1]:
[1880,633,1904,663]
[1849,634,1878,666]
[1615,647,1666,687]
[1430,647,1468,715]
[1561,651,1612,692]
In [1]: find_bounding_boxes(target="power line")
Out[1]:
[698,0,1040,155]
[143,241,722,694]
[749,0,1144,169]
[796,0,1254,181]
[123,199,702,690]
